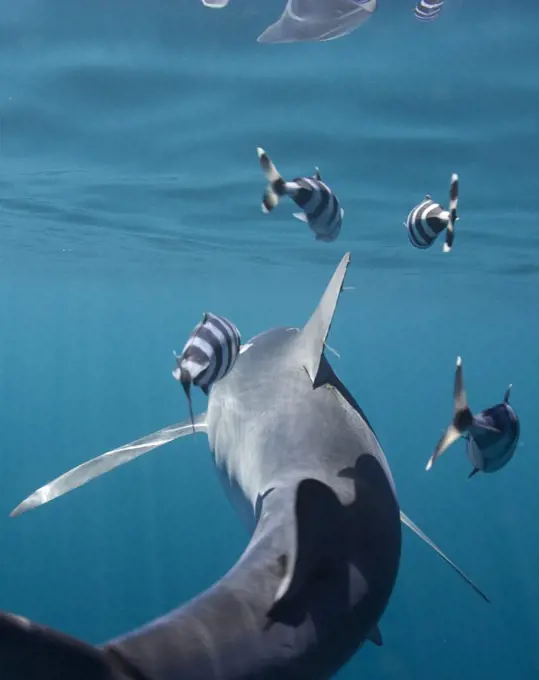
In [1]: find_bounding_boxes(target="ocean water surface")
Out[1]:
[0,1,538,678]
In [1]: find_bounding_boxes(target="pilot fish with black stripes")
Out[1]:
[257,147,344,242]
[173,312,241,431]
[405,173,459,252]
[426,356,521,478]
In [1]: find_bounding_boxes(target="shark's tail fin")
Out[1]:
[443,173,459,253]
[426,356,473,471]
[257,147,287,213]
[0,612,120,680]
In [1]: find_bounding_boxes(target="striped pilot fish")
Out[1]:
[173,312,241,431]
[405,173,459,253]
[414,0,444,21]
[256,147,344,242]
[426,357,521,479]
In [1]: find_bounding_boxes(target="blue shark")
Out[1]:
[4,253,488,680]
[426,355,521,479]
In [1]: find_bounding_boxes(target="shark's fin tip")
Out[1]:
[299,253,351,386]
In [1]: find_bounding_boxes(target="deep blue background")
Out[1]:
[0,1,537,678]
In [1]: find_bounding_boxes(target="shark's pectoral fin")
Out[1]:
[272,478,345,608]
[10,414,208,518]
[367,625,383,646]
[0,611,114,679]
[400,511,490,604]
[299,252,351,388]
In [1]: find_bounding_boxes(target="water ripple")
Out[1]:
[0,1,536,280]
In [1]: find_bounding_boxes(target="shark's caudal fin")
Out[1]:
[10,415,207,518]
[400,511,490,603]
[299,252,351,387]
[0,612,117,680]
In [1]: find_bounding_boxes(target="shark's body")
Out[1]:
[3,253,488,680]
[104,324,402,680]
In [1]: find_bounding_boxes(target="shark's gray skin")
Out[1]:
[426,356,520,479]
[3,253,488,680]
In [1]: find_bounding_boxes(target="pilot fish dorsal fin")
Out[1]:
[298,252,351,388]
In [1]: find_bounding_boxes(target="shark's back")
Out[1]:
[104,340,402,678]
[207,326,397,517]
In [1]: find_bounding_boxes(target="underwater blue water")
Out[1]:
[0,0,538,678]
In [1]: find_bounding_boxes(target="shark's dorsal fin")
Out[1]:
[10,414,208,518]
[299,252,351,388]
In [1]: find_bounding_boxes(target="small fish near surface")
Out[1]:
[257,146,344,243]
[173,312,241,432]
[414,0,445,21]
[426,356,521,478]
[405,173,459,253]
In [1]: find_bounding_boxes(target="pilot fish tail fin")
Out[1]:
[298,252,351,387]
[443,173,459,253]
[426,355,473,471]
[257,147,286,213]
[0,612,120,680]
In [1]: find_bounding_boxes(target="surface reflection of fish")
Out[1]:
[414,0,444,21]
[201,0,230,7]
[257,0,377,44]
[257,147,344,243]
[426,357,521,478]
